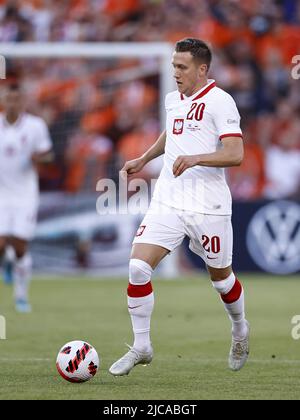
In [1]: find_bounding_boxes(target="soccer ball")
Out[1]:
[56,340,99,383]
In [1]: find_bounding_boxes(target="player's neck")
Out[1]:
[186,78,209,97]
[5,112,21,125]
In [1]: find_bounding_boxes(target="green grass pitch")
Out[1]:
[0,274,300,400]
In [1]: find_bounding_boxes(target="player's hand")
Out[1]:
[173,155,199,177]
[31,152,42,170]
[120,157,146,180]
[31,153,41,165]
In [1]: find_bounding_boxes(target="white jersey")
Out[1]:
[0,112,52,207]
[153,79,242,215]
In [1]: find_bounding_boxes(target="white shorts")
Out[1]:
[0,205,38,241]
[133,200,233,268]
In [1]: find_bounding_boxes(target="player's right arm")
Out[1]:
[120,130,166,177]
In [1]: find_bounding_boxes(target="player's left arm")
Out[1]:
[31,118,54,166]
[173,137,243,177]
[173,92,243,177]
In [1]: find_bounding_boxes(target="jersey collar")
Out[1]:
[3,112,25,128]
[180,79,216,101]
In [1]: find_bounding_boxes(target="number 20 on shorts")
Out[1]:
[202,235,221,253]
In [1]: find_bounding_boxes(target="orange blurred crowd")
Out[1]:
[1,0,300,200]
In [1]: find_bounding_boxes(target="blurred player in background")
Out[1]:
[0,84,53,312]
[110,38,249,376]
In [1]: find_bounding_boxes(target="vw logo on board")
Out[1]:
[246,201,300,274]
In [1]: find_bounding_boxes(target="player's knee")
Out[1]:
[207,265,232,282]
[12,245,27,259]
[129,258,153,285]
[15,252,32,270]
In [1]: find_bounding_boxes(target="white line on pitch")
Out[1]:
[0,358,300,364]
[178,359,300,364]
[0,358,51,362]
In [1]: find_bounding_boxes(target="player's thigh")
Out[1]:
[187,214,233,271]
[9,237,29,258]
[132,200,185,269]
[131,243,170,269]
[11,205,37,245]
[0,206,13,239]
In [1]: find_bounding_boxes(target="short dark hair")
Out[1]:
[175,38,212,70]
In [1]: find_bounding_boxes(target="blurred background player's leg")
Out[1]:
[10,237,32,313]
[0,237,8,281]
[9,204,38,313]
[2,245,15,285]
[0,210,12,283]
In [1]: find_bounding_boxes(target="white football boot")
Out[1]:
[109,344,153,376]
[228,320,250,371]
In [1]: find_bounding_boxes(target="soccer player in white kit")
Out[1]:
[0,84,53,312]
[109,38,249,375]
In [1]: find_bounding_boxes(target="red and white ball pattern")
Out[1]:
[56,340,99,383]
